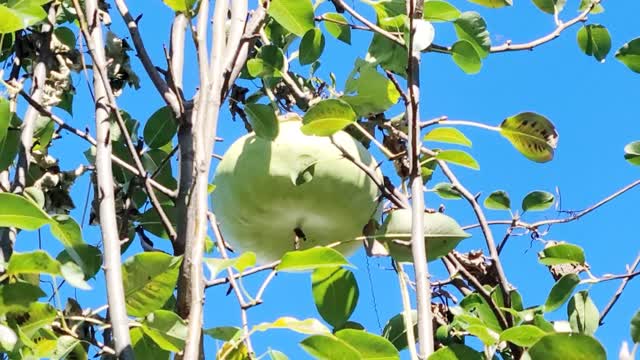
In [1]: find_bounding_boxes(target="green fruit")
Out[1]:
[213,117,382,263]
[376,209,470,262]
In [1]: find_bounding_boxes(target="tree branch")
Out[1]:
[113,0,182,116]
[79,0,133,357]
[406,1,433,357]
[329,0,405,46]
[599,253,640,325]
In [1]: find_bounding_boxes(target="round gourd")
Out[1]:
[376,209,471,262]
[213,117,382,263]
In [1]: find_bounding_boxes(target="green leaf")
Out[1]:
[0,0,48,34]
[527,333,605,360]
[467,324,499,345]
[631,310,640,343]
[14,302,56,338]
[382,311,417,351]
[51,335,86,360]
[567,291,598,335]
[131,327,170,360]
[141,310,187,352]
[60,261,92,290]
[429,343,483,359]
[122,253,182,317]
[433,183,462,200]
[499,112,558,163]
[139,206,177,239]
[322,13,351,44]
[0,97,9,145]
[7,250,61,276]
[268,0,315,36]
[144,107,178,149]
[484,191,511,210]
[453,12,490,59]
[539,243,586,265]
[531,0,567,14]
[57,244,102,279]
[578,0,604,13]
[247,45,286,78]
[624,141,640,165]
[232,251,257,273]
[577,24,611,62]
[277,248,350,272]
[301,99,356,136]
[268,349,289,360]
[423,1,461,22]
[544,273,580,312]
[312,267,359,329]
[245,104,279,140]
[459,293,502,332]
[522,190,554,212]
[0,283,45,315]
[342,63,400,116]
[435,149,480,170]
[0,115,19,171]
[451,40,482,74]
[300,28,325,65]
[162,0,195,12]
[204,326,241,341]
[499,325,547,347]
[0,193,51,230]
[254,317,331,335]
[424,127,472,147]
[300,334,361,360]
[50,215,83,248]
[366,14,408,77]
[335,329,400,359]
[466,0,512,8]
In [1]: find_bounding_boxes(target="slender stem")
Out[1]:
[422,119,500,132]
[599,253,640,325]
[397,262,419,360]
[81,0,133,357]
[352,122,395,159]
[113,0,181,116]
[329,0,405,46]
[406,1,433,357]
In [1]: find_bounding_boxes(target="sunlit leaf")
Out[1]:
[203,326,241,341]
[527,333,605,360]
[424,127,472,147]
[435,149,480,170]
[144,106,178,149]
[0,97,9,145]
[578,0,604,13]
[0,0,49,34]
[162,0,195,13]
[122,253,182,317]
[382,311,417,351]
[247,45,286,78]
[300,334,361,360]
[567,291,598,335]
[268,0,315,36]
[0,283,45,315]
[466,0,512,9]
[0,193,51,230]
[342,63,401,116]
[522,190,554,212]
[300,28,325,65]
[500,112,558,163]
[366,14,407,77]
[131,327,170,360]
[577,24,611,62]
[245,104,279,140]
[539,243,586,265]
[7,250,60,276]
[484,191,511,210]
[624,141,640,165]
[142,310,187,352]
[544,274,580,312]
[451,40,482,74]
[312,267,359,329]
[453,12,490,58]
[277,248,350,272]
[301,99,356,136]
[429,343,483,359]
[433,182,462,200]
[254,317,331,335]
[323,13,351,44]
[500,325,547,347]
[335,329,399,359]
[423,1,461,22]
[531,0,567,15]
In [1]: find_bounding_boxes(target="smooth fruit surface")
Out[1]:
[377,209,471,262]
[213,118,382,262]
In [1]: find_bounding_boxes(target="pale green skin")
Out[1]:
[377,209,471,262]
[213,120,382,263]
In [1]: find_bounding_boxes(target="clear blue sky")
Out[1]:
[18,0,640,358]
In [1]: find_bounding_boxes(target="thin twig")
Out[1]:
[113,0,181,115]
[599,253,640,325]
[396,262,419,360]
[329,0,405,46]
